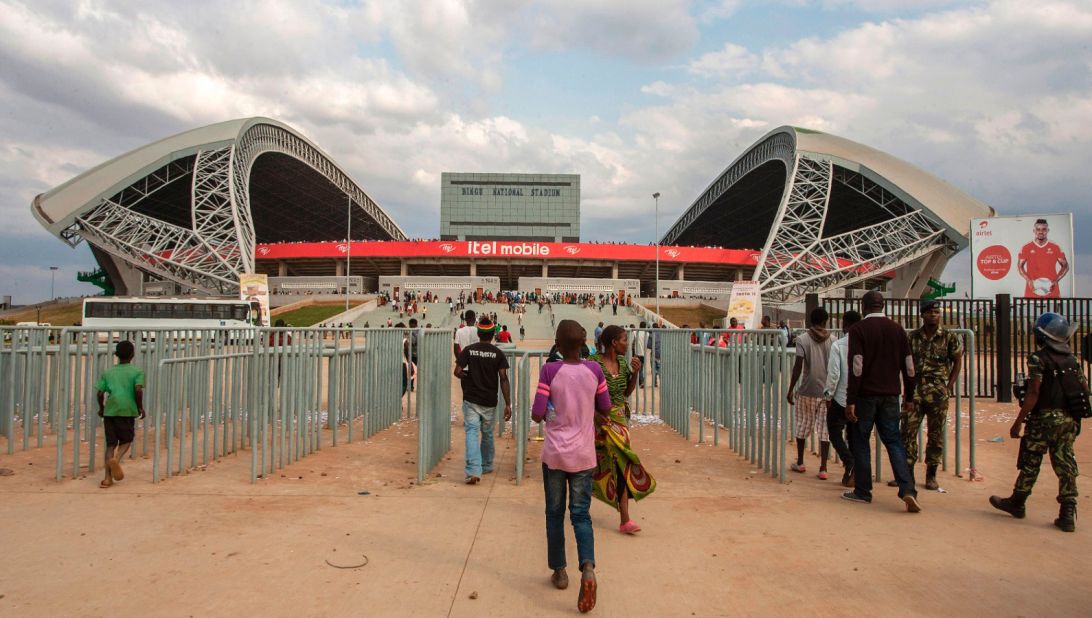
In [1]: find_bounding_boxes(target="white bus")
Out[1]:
[81,297,263,331]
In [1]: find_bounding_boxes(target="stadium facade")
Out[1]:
[33,118,992,302]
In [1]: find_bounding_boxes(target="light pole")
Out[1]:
[49,266,59,301]
[652,192,660,319]
[345,196,352,313]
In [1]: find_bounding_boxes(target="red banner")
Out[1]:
[255,240,761,266]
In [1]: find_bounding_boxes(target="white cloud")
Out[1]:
[524,0,699,62]
[1,0,1091,304]
[700,0,744,22]
[688,42,759,77]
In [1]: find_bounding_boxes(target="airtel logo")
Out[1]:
[975,219,992,237]
[664,248,680,258]
[256,247,270,256]
[979,220,989,229]
[564,246,581,255]
[439,243,456,253]
[336,244,349,254]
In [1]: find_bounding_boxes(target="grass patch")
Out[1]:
[0,300,86,326]
[273,302,361,327]
[659,305,726,328]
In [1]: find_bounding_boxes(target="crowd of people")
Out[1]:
[87,286,1088,614]
[444,291,1088,613]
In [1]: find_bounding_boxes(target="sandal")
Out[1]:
[791,463,806,473]
[577,566,597,613]
[107,458,124,482]
[619,520,642,534]
[99,478,113,488]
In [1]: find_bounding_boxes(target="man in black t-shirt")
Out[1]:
[454,317,511,485]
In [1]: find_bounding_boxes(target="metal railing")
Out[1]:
[633,329,793,481]
[1,325,450,483]
[416,330,453,482]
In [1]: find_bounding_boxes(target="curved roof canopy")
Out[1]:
[33,117,405,294]
[663,126,993,302]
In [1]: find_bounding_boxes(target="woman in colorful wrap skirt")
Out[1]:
[593,325,657,534]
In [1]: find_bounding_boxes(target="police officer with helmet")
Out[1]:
[990,312,1090,532]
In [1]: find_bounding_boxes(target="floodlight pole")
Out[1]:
[49,266,59,301]
[345,196,352,313]
[653,192,661,319]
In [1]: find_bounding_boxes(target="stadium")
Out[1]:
[32,118,992,304]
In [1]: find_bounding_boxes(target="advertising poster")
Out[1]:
[970,214,1075,299]
[239,273,270,326]
[726,280,762,328]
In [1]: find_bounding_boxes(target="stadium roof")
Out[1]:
[663,126,994,301]
[32,117,405,294]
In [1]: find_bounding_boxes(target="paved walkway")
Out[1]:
[0,399,1088,616]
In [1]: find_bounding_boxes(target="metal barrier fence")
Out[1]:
[1011,296,1091,385]
[820,296,996,398]
[820,294,1092,401]
[1,325,448,483]
[416,330,453,482]
[624,328,793,481]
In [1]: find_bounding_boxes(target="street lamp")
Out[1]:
[49,266,59,301]
[345,196,352,313]
[652,192,660,319]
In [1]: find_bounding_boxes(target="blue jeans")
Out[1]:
[851,395,917,500]
[543,464,595,570]
[463,401,495,477]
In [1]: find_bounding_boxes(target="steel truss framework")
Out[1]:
[665,130,951,303]
[754,153,947,302]
[65,123,405,294]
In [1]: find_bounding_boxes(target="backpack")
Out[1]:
[1036,351,1092,420]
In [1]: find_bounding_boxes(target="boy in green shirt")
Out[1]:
[95,341,145,488]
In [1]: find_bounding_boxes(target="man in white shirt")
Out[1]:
[631,321,649,387]
[454,309,479,357]
[823,310,861,487]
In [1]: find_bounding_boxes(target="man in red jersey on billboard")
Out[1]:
[1017,219,1069,298]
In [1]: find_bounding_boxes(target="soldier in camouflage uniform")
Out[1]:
[898,300,963,490]
[991,312,1087,532]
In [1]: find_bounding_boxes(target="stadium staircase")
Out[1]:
[76,268,114,296]
[352,300,642,342]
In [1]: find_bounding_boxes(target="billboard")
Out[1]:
[970,214,1075,299]
[726,280,762,328]
[239,273,270,326]
[254,239,761,266]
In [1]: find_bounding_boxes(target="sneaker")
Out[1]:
[925,476,939,491]
[465,476,480,485]
[817,471,828,480]
[791,463,806,473]
[841,491,871,504]
[841,469,854,487]
[903,494,922,513]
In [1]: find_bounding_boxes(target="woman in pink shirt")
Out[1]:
[533,320,613,613]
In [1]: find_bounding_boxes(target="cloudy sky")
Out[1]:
[1,0,1089,303]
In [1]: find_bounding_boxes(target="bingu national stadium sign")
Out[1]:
[253,240,761,265]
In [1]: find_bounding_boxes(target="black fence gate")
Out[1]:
[818,296,996,398]
[815,294,1092,401]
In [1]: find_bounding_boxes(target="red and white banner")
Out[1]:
[970,214,1075,299]
[254,240,761,265]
